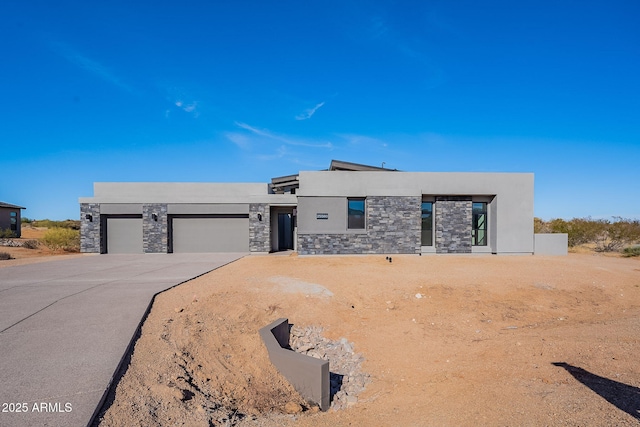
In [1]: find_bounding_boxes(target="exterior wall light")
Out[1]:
[257,213,263,221]
[85,214,93,222]
[152,213,158,222]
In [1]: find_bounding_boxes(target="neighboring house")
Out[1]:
[79,160,543,255]
[0,202,25,238]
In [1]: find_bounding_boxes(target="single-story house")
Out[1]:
[0,202,25,238]
[79,160,561,255]
[0,202,26,237]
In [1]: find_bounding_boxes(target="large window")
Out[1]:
[421,202,433,246]
[347,198,365,229]
[472,202,487,246]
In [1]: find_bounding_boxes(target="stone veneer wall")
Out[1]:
[80,203,101,253]
[249,203,270,252]
[435,196,472,253]
[298,196,421,255]
[143,203,168,253]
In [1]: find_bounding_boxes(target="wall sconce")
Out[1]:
[257,213,263,221]
[85,214,93,222]
[152,213,158,222]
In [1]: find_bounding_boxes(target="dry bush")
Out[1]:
[22,240,40,249]
[537,217,640,252]
[0,252,12,260]
[41,228,80,252]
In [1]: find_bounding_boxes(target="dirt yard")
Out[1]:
[0,227,84,267]
[92,253,640,426]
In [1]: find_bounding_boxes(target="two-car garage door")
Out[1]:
[104,215,249,253]
[171,216,249,253]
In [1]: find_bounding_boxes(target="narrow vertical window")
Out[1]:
[347,198,365,229]
[472,202,487,246]
[421,202,433,246]
[10,211,17,231]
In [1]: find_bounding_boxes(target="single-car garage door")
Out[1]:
[171,215,249,253]
[106,217,143,254]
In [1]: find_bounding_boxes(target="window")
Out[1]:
[421,202,433,246]
[472,202,487,246]
[10,211,17,231]
[347,198,365,229]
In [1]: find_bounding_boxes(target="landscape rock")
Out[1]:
[289,324,371,411]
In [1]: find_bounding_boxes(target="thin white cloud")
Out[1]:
[233,121,333,149]
[295,101,325,121]
[174,100,199,117]
[225,132,251,150]
[50,41,132,92]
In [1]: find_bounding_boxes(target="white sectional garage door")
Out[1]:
[106,218,143,254]
[171,216,249,253]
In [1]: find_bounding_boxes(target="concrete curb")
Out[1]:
[88,256,245,427]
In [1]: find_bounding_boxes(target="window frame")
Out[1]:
[10,211,17,231]
[472,202,487,246]
[421,201,434,246]
[347,197,366,229]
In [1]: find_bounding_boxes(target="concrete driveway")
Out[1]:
[0,253,245,427]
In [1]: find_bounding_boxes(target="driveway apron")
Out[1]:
[0,253,244,427]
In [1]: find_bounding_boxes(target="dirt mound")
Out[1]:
[97,254,640,426]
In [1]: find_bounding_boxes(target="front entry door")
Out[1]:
[277,213,293,251]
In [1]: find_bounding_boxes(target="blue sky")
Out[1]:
[1,0,638,220]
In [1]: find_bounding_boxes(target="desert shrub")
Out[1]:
[0,252,11,260]
[41,228,80,252]
[534,217,550,234]
[537,217,640,251]
[22,240,40,249]
[31,219,81,230]
[0,228,16,238]
[21,217,33,224]
[622,246,640,257]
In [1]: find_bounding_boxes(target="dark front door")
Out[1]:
[277,213,293,250]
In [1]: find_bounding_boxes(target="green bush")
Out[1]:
[40,228,80,252]
[0,252,11,260]
[22,240,40,249]
[622,246,640,257]
[0,228,16,238]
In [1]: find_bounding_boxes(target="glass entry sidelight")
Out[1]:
[421,202,433,246]
[277,213,294,250]
[472,202,487,246]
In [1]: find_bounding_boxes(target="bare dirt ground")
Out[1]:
[95,253,640,426]
[0,226,85,268]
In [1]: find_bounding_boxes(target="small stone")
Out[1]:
[284,401,303,414]
[174,307,183,313]
[308,405,320,414]
[415,293,423,299]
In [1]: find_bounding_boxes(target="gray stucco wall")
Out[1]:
[534,233,568,255]
[80,203,101,253]
[435,197,472,254]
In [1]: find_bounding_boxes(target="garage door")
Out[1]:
[106,218,143,254]
[171,216,249,253]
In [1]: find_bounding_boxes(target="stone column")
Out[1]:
[249,203,270,252]
[435,196,472,253]
[80,203,101,253]
[143,204,168,253]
